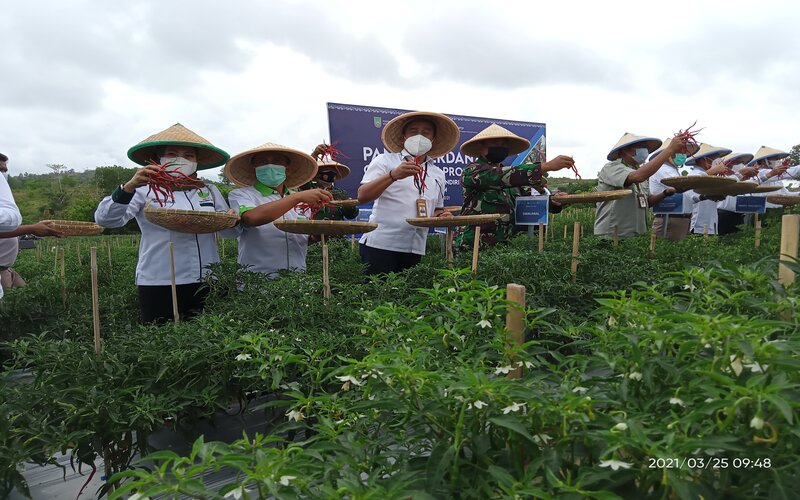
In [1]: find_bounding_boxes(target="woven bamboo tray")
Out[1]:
[406,213,507,228]
[556,190,633,205]
[144,205,239,234]
[695,182,759,197]
[751,185,783,194]
[40,220,104,237]
[661,176,736,190]
[329,199,359,207]
[767,195,800,206]
[274,219,377,236]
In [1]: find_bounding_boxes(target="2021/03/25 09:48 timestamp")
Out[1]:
[648,457,772,469]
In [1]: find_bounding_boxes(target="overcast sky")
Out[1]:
[2,0,798,180]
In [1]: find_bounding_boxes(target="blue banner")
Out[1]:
[327,102,546,208]
[515,196,550,226]
[652,193,685,214]
[735,196,766,214]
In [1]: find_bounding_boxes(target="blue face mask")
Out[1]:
[255,165,286,187]
[633,147,649,165]
[672,153,687,166]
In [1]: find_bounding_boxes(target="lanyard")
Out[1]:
[404,151,428,196]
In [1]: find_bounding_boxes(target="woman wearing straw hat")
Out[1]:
[647,138,701,241]
[299,160,359,221]
[357,111,459,275]
[454,123,574,248]
[715,152,758,234]
[594,132,689,238]
[749,146,799,209]
[225,143,333,278]
[95,123,235,324]
[685,143,732,235]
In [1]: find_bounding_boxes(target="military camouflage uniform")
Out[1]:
[299,180,359,221]
[454,159,547,249]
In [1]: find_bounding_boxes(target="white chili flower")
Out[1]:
[599,459,632,471]
[533,433,552,446]
[502,402,525,414]
[494,365,513,375]
[477,319,492,329]
[612,422,628,432]
[704,398,715,403]
[279,475,296,486]
[224,486,244,499]
[130,494,151,500]
[337,375,363,391]
[286,409,304,422]
[628,372,642,381]
[572,387,589,394]
[729,355,743,376]
[744,361,767,373]
[447,287,456,293]
[669,397,685,407]
[235,353,252,362]
[469,400,487,410]
[750,416,764,430]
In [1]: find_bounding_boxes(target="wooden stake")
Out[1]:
[537,223,544,253]
[755,214,761,248]
[570,222,580,283]
[220,236,225,259]
[445,227,454,266]
[59,247,66,307]
[90,248,101,354]
[563,225,567,240]
[505,283,526,380]
[107,243,113,278]
[77,245,82,266]
[471,225,481,276]
[53,247,58,273]
[778,215,800,287]
[649,230,656,258]
[169,242,179,323]
[703,224,708,239]
[613,224,619,247]
[351,233,356,252]
[322,234,331,302]
[580,223,584,238]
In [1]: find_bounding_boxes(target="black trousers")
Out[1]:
[717,209,744,235]
[137,283,209,324]
[359,244,422,276]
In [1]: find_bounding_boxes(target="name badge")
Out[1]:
[637,194,648,209]
[416,198,428,217]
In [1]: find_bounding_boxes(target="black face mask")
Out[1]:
[317,170,337,183]
[485,146,510,163]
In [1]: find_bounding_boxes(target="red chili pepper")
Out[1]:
[319,140,350,163]
[145,160,205,206]
[295,201,336,219]
[674,120,704,154]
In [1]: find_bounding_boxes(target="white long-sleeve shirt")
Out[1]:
[688,167,718,234]
[756,166,800,208]
[94,185,236,286]
[227,186,309,278]
[649,163,694,213]
[0,175,21,300]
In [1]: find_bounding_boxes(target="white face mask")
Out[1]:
[769,158,784,168]
[403,135,433,157]
[632,147,649,164]
[161,156,197,176]
[731,163,746,173]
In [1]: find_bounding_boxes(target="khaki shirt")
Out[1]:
[593,159,649,237]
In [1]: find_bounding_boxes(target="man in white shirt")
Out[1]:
[716,152,759,234]
[648,139,700,241]
[749,146,799,209]
[0,155,22,301]
[685,144,732,235]
[0,153,63,292]
[357,111,460,275]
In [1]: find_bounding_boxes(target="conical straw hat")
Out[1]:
[316,160,351,181]
[381,111,460,157]
[607,133,661,161]
[721,152,754,166]
[460,123,531,157]
[748,145,789,165]
[127,123,229,169]
[685,143,732,166]
[224,143,317,189]
[648,137,701,160]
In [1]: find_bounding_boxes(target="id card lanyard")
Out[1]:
[634,183,647,209]
[405,151,429,217]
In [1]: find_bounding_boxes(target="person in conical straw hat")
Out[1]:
[357,110,459,275]
[453,123,575,249]
[94,123,235,324]
[683,143,732,235]
[647,138,701,241]
[594,131,689,239]
[225,142,333,279]
[748,146,798,209]
[715,152,759,235]
[298,156,359,221]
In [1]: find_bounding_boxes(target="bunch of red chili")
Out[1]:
[674,121,704,154]
[145,160,205,206]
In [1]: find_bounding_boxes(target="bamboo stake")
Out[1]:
[446,227,454,266]
[53,247,58,273]
[90,248,101,354]
[471,226,481,276]
[571,222,580,283]
[107,243,113,278]
[563,225,567,240]
[220,236,225,259]
[169,242,179,323]
[755,214,761,248]
[649,230,656,258]
[703,224,708,239]
[778,215,800,287]
[59,247,66,307]
[77,244,82,266]
[322,234,331,302]
[613,224,619,247]
[538,223,544,253]
[505,283,526,380]
[351,233,356,252]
